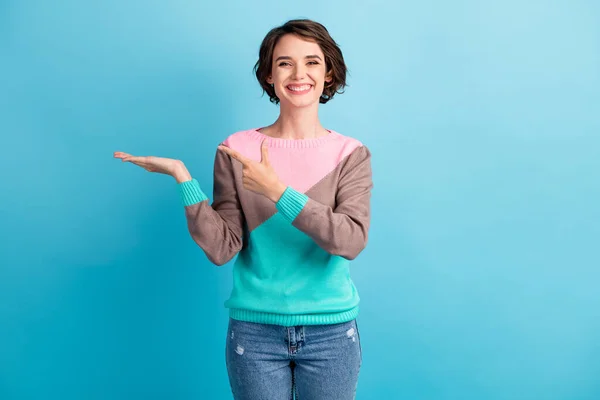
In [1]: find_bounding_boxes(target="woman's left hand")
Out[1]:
[218,140,287,203]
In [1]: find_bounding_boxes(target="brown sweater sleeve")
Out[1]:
[275,146,373,260]
[178,149,244,266]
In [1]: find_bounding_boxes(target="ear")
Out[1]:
[267,76,274,85]
[324,72,333,87]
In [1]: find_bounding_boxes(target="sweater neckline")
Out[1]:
[245,127,339,148]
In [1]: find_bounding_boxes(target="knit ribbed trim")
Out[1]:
[275,187,308,222]
[228,306,359,326]
[245,128,340,148]
[178,179,208,206]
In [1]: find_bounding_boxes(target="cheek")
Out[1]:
[314,77,327,90]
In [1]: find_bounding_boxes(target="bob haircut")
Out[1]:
[254,19,348,105]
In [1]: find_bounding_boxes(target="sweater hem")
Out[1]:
[228,306,359,326]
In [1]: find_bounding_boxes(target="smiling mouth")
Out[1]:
[286,84,313,94]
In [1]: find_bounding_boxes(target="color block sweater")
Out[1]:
[178,128,373,326]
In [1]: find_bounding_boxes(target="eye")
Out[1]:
[278,62,291,67]
[308,61,319,65]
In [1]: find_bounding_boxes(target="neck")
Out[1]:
[267,103,327,140]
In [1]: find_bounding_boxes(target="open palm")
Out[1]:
[113,152,182,175]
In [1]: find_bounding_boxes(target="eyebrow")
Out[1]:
[275,55,323,62]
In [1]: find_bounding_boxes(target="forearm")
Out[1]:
[276,188,370,260]
[178,151,244,266]
[183,198,243,266]
[274,145,373,260]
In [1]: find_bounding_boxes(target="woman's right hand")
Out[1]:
[113,152,192,183]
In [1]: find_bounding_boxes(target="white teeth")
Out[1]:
[288,85,311,91]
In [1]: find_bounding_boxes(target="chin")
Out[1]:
[289,99,318,108]
[282,95,322,109]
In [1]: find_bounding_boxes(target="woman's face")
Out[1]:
[267,34,332,109]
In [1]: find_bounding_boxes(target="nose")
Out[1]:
[292,64,307,80]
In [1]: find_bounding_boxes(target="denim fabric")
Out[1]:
[225,317,362,400]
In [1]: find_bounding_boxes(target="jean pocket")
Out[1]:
[354,319,363,361]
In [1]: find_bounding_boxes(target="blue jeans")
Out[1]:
[225,317,362,400]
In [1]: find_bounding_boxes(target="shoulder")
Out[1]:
[330,130,364,147]
[327,130,370,163]
[220,128,260,149]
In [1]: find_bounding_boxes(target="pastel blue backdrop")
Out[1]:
[1,1,598,399]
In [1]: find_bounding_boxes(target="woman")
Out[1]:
[114,19,372,400]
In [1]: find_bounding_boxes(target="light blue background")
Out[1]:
[1,1,599,399]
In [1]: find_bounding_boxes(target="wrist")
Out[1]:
[268,182,287,203]
[173,162,192,183]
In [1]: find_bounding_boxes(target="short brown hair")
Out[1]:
[254,19,348,105]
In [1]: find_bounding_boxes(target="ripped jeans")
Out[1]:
[225,317,362,400]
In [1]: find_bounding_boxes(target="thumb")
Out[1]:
[260,139,270,165]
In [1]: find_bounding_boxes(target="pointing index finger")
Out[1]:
[218,145,249,165]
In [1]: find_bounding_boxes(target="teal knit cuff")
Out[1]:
[275,186,308,222]
[178,178,209,206]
